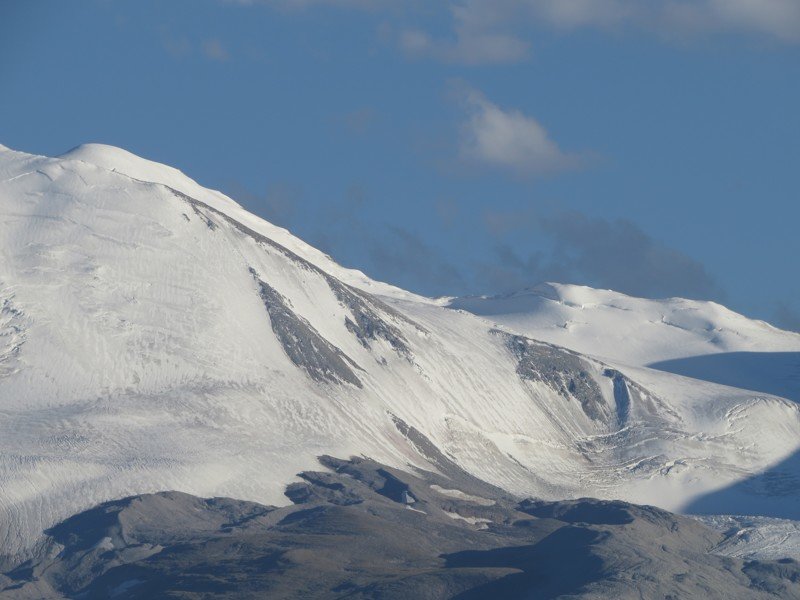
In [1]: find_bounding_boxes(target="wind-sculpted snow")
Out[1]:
[0,291,26,379]
[250,268,363,387]
[3,142,800,567]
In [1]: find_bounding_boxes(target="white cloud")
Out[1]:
[398,1,530,65]
[400,28,530,65]
[457,86,579,175]
[524,0,635,29]
[492,0,800,43]
[663,0,800,42]
[227,0,387,9]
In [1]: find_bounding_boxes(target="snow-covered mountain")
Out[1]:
[2,142,800,563]
[449,283,800,367]
[448,284,800,401]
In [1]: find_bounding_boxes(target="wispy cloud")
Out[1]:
[307,185,466,296]
[480,209,724,301]
[203,39,231,61]
[661,0,800,43]
[234,1,800,65]
[229,170,723,302]
[774,303,800,333]
[226,179,466,297]
[161,32,233,62]
[428,0,800,63]
[399,28,529,65]
[366,226,466,294]
[224,181,301,225]
[456,85,582,176]
[340,107,377,134]
[227,0,389,10]
[162,34,192,59]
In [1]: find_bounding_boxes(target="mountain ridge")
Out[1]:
[7,456,800,599]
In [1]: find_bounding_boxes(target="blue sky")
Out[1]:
[2,0,799,328]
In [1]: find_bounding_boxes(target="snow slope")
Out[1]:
[2,143,800,562]
[58,144,425,304]
[448,283,800,400]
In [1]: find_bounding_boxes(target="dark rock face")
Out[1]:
[502,333,610,422]
[249,268,363,387]
[334,282,411,359]
[4,457,800,599]
[500,331,673,430]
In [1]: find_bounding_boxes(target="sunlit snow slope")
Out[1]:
[2,143,800,561]
[449,284,800,401]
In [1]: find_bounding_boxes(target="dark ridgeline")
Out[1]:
[3,455,800,599]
